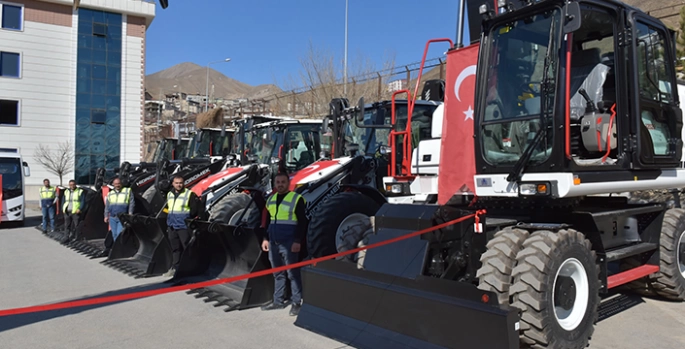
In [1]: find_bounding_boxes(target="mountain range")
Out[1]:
[144,62,283,101]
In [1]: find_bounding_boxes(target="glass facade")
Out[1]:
[75,8,122,184]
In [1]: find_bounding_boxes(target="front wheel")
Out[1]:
[644,208,685,301]
[306,191,381,259]
[510,229,600,349]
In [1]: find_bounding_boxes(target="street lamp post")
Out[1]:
[205,58,231,112]
[343,0,348,96]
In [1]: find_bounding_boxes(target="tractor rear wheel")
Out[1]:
[476,227,530,305]
[307,191,380,259]
[209,192,253,223]
[510,229,600,349]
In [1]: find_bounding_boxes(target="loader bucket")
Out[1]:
[67,187,110,258]
[170,220,274,312]
[294,203,521,349]
[100,213,172,278]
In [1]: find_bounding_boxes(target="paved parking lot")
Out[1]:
[0,209,683,349]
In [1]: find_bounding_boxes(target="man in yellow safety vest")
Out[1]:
[39,178,57,233]
[103,177,135,255]
[260,172,308,316]
[163,174,202,277]
[62,179,84,244]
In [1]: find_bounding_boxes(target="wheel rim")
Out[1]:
[552,258,589,331]
[678,230,685,278]
[335,213,371,257]
[229,209,247,226]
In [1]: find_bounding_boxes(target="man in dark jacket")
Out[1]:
[163,175,203,277]
[260,172,308,316]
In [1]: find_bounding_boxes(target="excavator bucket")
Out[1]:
[294,203,521,349]
[170,219,274,312]
[100,213,172,278]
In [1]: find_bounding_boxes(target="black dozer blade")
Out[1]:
[294,204,521,349]
[101,213,172,278]
[171,220,274,312]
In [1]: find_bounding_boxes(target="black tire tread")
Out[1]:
[509,229,600,349]
[476,227,530,305]
[649,208,685,301]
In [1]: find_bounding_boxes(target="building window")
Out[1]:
[0,99,19,126]
[1,2,22,30]
[0,51,20,77]
[93,22,106,37]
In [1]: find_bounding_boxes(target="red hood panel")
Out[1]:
[288,160,341,191]
[191,167,244,196]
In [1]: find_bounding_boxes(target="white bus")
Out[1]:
[0,151,31,226]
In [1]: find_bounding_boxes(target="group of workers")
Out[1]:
[38,171,306,316]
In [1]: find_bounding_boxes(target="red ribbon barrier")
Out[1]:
[0,211,484,317]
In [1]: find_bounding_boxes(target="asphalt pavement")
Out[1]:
[0,209,683,349]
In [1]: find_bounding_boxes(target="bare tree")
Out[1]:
[277,40,397,118]
[33,141,74,186]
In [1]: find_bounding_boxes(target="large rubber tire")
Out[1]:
[209,192,253,223]
[307,191,381,258]
[641,208,685,301]
[476,227,530,305]
[510,229,600,349]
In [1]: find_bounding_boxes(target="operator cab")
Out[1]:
[248,120,322,173]
[473,0,682,198]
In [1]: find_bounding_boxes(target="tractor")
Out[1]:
[294,1,685,349]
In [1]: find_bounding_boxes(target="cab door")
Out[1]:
[630,14,683,168]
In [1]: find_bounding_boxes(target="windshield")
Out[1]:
[481,8,561,165]
[282,124,321,171]
[0,158,22,199]
[250,127,281,164]
[188,131,233,158]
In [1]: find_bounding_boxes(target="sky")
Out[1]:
[145,0,469,88]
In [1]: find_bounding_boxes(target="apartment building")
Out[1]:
[0,0,155,192]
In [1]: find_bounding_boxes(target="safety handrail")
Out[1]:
[390,38,454,180]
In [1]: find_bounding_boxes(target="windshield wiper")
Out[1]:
[506,16,556,183]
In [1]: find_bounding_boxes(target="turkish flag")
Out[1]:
[438,44,479,205]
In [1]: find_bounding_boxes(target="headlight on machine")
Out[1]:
[385,184,403,194]
[518,182,550,196]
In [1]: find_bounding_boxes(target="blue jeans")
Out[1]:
[109,216,124,241]
[268,240,302,305]
[41,205,55,231]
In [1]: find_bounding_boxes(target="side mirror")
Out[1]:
[356,97,365,123]
[22,162,30,177]
[321,116,330,134]
[563,2,581,33]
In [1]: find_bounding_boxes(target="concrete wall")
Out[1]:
[0,1,76,189]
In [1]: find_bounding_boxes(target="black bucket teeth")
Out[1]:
[170,220,274,313]
[100,213,172,278]
[185,287,242,312]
